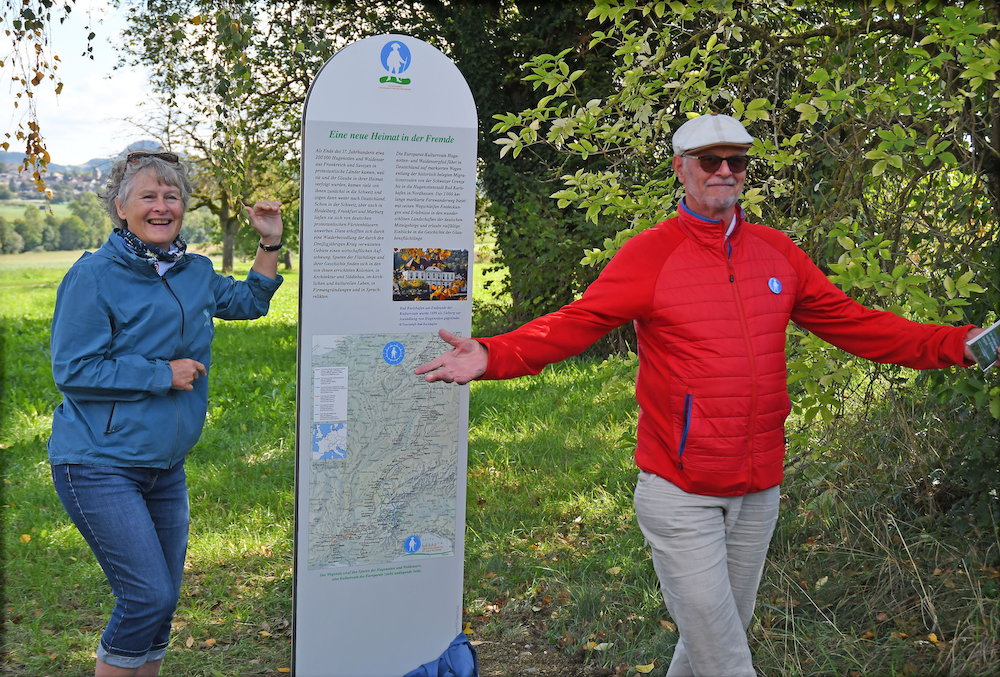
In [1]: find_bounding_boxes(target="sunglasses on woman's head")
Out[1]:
[126,151,180,164]
[678,153,749,173]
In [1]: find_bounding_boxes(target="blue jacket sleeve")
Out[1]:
[211,268,283,320]
[50,265,174,402]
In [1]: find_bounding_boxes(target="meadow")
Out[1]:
[1,253,998,676]
[0,201,72,223]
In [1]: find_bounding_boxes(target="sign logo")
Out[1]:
[380,41,411,85]
[404,535,422,553]
[767,277,782,294]
[383,341,405,365]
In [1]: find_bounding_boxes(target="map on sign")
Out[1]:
[308,333,459,569]
[312,423,347,460]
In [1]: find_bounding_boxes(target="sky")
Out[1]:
[0,0,155,166]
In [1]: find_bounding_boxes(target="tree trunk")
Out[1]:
[281,248,293,270]
[219,191,236,274]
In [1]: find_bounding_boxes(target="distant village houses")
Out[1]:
[0,162,104,201]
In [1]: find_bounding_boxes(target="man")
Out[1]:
[415,114,997,676]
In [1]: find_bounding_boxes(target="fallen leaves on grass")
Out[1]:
[635,662,656,673]
[19,534,30,544]
[659,619,676,632]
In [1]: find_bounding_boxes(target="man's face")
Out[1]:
[672,144,748,218]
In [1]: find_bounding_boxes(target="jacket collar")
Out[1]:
[676,199,744,252]
[94,232,191,277]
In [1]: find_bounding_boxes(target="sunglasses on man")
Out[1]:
[126,151,180,164]
[678,153,749,174]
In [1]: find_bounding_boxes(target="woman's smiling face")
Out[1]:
[115,169,184,250]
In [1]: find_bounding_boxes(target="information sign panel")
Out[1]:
[293,35,477,676]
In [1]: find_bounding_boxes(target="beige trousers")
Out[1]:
[633,471,780,677]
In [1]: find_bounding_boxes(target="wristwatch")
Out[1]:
[259,240,283,252]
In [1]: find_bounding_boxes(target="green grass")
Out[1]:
[0,249,89,272]
[0,200,72,222]
[3,255,998,676]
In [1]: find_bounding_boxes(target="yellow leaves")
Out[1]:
[462,621,473,635]
[606,566,622,576]
[19,534,30,544]
[814,575,829,590]
[278,669,290,674]
[659,619,676,632]
[928,632,938,643]
[185,636,195,648]
[635,662,656,673]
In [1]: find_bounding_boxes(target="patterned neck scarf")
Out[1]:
[115,227,187,264]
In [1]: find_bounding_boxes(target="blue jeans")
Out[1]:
[52,463,189,669]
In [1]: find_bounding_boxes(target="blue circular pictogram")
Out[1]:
[381,41,411,75]
[767,277,782,294]
[404,535,421,553]
[383,341,405,365]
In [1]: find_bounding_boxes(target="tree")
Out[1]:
[116,1,348,272]
[67,192,112,247]
[492,0,998,509]
[42,213,60,250]
[58,215,90,251]
[0,218,24,254]
[14,206,43,250]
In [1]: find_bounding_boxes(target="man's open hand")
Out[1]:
[414,329,487,384]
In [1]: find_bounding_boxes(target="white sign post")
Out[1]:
[293,35,477,676]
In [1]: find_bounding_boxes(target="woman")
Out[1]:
[48,150,284,677]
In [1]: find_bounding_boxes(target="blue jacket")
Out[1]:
[48,233,282,468]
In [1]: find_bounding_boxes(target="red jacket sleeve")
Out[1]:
[783,240,973,369]
[477,228,667,380]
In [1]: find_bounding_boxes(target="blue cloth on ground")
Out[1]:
[403,633,478,677]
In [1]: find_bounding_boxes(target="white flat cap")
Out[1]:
[672,113,754,154]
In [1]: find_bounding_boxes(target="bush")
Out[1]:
[0,218,24,254]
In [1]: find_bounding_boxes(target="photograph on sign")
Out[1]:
[393,248,469,301]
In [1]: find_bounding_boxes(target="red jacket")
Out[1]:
[478,205,972,496]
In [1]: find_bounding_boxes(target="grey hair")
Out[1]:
[101,154,192,229]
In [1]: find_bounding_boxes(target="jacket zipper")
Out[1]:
[678,394,692,470]
[160,271,184,467]
[104,402,117,434]
[727,239,758,487]
[160,275,185,342]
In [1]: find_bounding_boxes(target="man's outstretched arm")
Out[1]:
[415,329,488,384]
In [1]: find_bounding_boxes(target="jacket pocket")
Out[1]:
[678,394,693,469]
[104,402,121,434]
